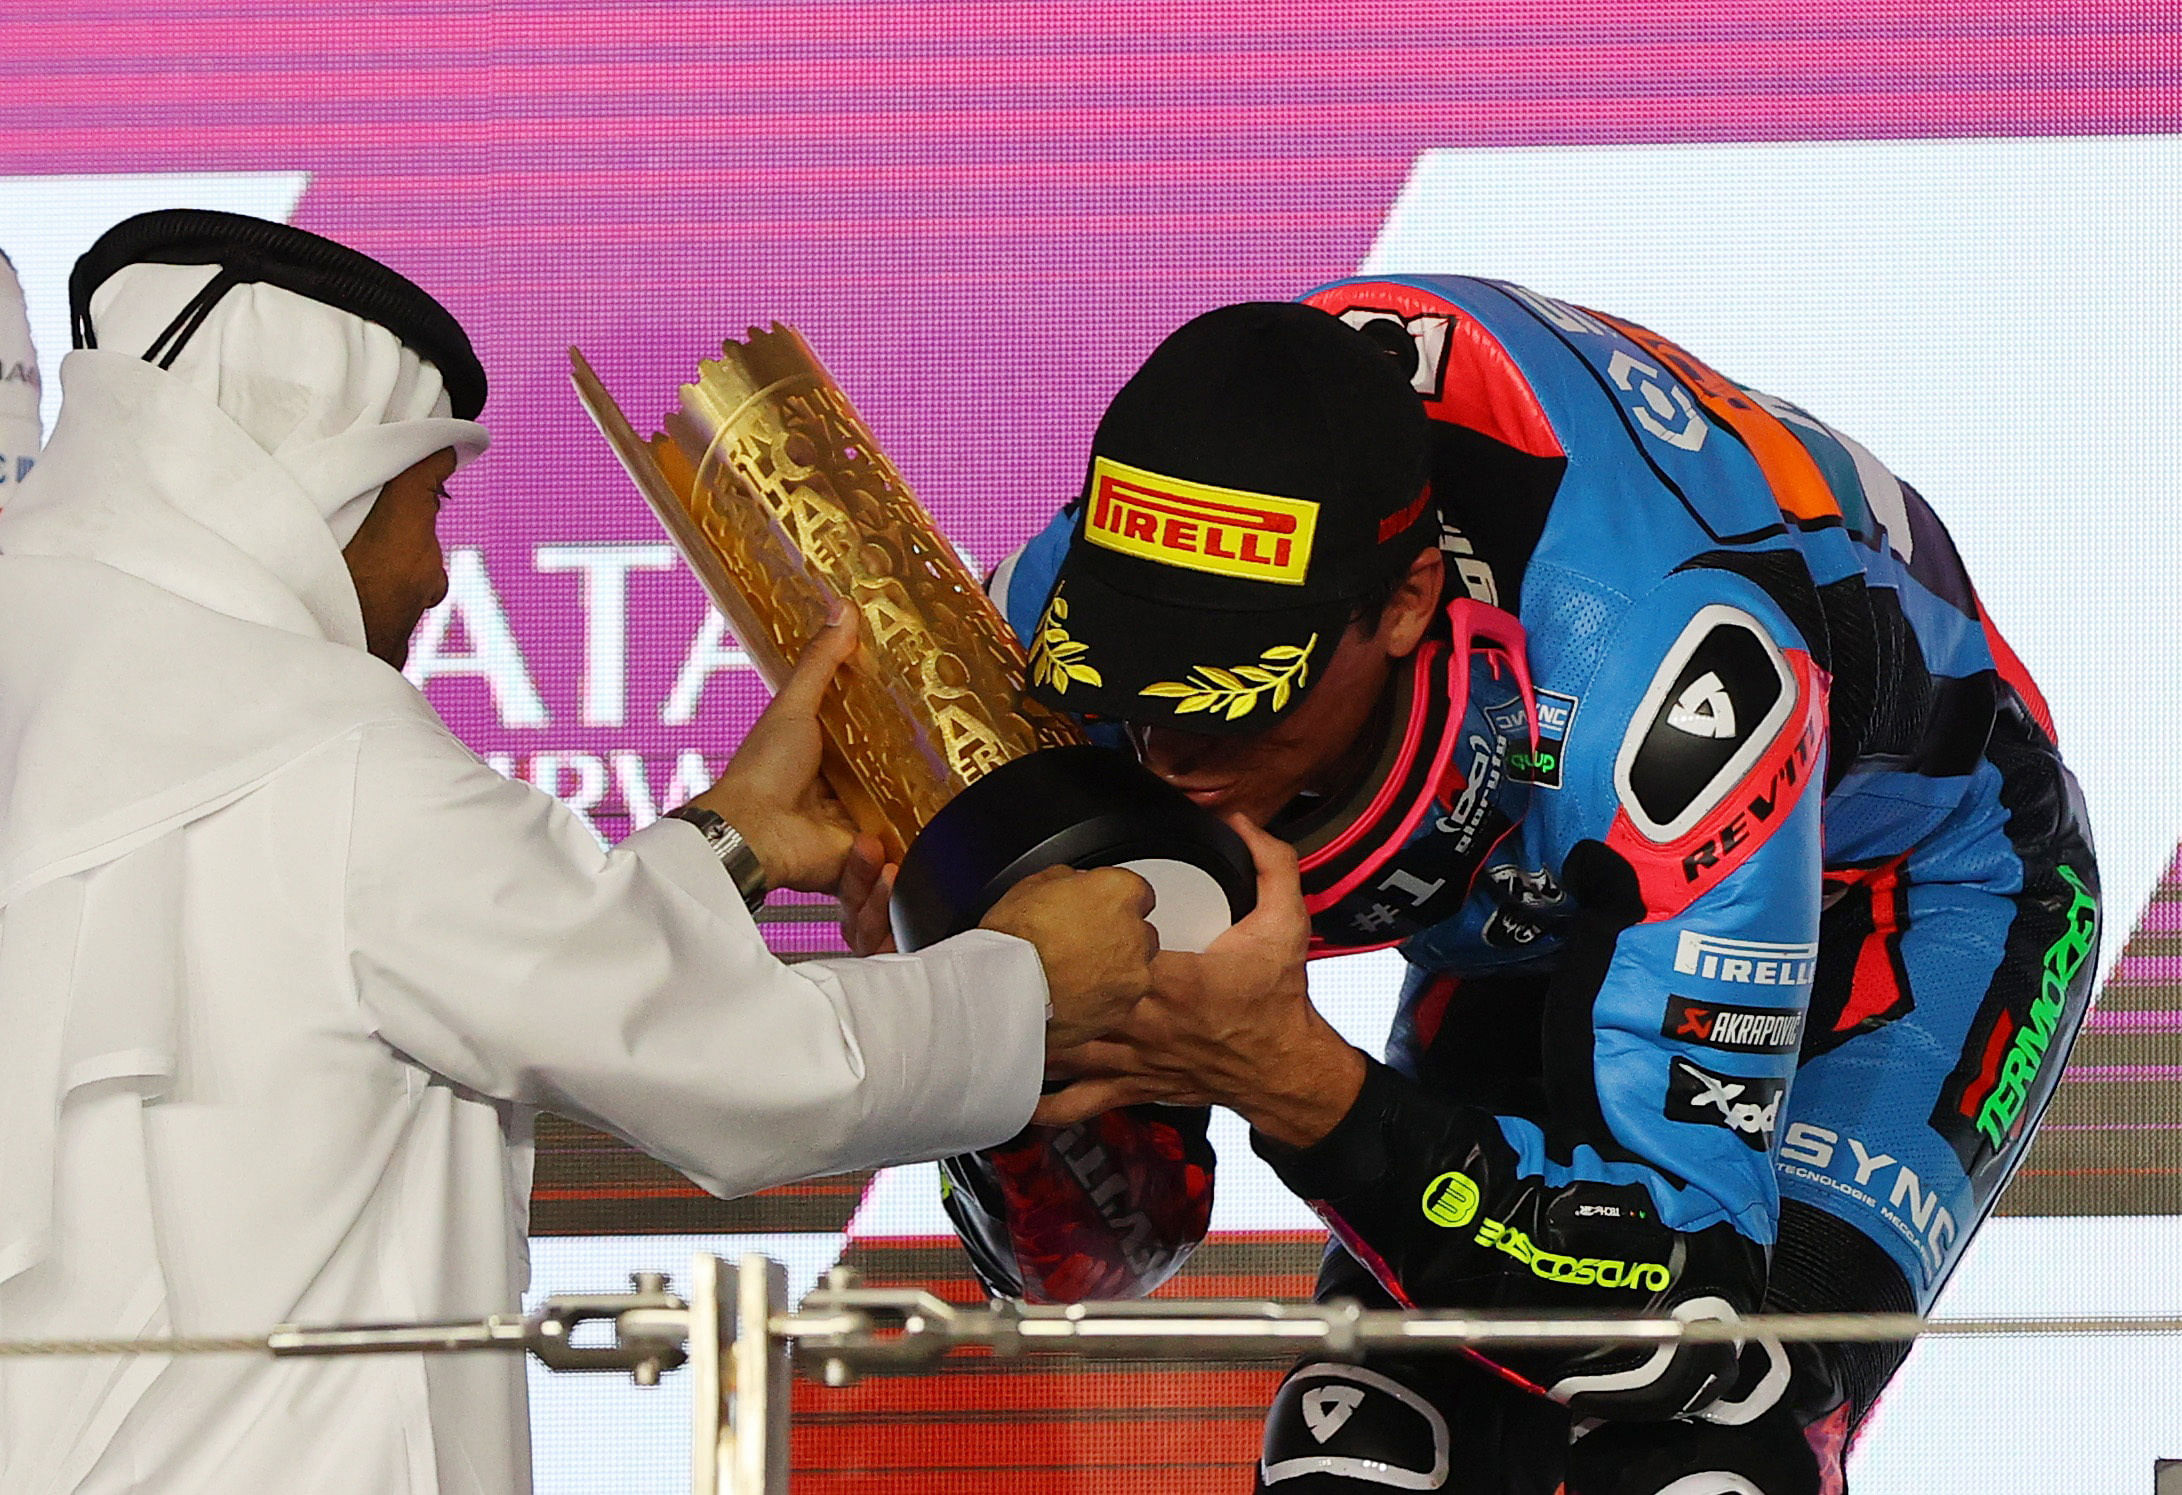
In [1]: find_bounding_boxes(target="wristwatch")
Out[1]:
[665,806,770,912]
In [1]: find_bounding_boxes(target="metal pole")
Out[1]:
[10,1251,2182,1495]
[688,1254,728,1495]
[726,1254,791,1495]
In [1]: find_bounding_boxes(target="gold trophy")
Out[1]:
[571,327,1251,950]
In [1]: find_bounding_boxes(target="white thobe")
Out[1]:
[0,371,1048,1492]
[1,246,37,485]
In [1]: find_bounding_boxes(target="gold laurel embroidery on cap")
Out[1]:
[1029,590,1103,695]
[1137,635,1318,722]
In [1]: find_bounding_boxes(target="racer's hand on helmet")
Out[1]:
[1034,816,1367,1147]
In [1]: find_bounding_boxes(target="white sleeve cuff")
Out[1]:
[629,819,1051,1161]
[622,815,752,925]
[797,928,1050,1162]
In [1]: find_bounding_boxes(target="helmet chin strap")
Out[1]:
[1291,600,1537,957]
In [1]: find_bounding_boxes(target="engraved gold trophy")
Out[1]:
[570,328,1252,950]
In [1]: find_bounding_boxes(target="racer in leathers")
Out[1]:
[905,285,2096,1495]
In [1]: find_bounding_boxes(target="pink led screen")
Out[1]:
[7,0,2173,843]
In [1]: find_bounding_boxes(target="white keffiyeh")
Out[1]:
[0,262,488,647]
[0,248,37,480]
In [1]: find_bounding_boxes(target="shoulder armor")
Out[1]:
[1614,605,1798,843]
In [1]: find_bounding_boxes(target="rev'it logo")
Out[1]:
[1084,457,1318,585]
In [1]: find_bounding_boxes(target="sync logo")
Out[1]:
[1776,1122,1960,1282]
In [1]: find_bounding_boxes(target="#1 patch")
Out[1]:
[1334,305,1454,401]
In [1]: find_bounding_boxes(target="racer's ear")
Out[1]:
[1374,545,1445,661]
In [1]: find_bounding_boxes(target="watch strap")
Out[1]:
[665,805,770,911]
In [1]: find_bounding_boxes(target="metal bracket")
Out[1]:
[525,1272,690,1385]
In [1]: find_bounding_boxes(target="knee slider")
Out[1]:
[1261,1363,1451,1490]
[1549,1298,1741,1422]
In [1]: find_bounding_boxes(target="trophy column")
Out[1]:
[571,327,1252,951]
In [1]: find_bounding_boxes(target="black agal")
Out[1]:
[71,209,486,420]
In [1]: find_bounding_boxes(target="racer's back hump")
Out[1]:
[1300,273,2055,855]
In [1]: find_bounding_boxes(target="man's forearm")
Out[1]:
[1223,1009,1368,1149]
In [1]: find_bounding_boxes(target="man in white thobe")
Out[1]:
[1,245,37,488]
[0,211,1179,1492]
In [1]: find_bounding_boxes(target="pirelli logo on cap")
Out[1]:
[1085,457,1319,585]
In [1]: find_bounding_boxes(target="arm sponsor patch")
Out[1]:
[1614,605,1796,842]
[1664,1056,1786,1150]
[1662,995,1807,1055]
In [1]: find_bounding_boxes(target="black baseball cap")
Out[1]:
[69,209,487,420]
[1027,301,1434,734]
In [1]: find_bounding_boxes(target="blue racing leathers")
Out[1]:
[946,276,2097,1446]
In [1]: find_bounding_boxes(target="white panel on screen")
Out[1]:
[0,172,312,435]
[842,1157,949,1238]
[524,1232,845,1495]
[1365,135,2182,977]
[1851,1215,2182,1492]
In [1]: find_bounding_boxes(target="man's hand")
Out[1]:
[837,833,898,955]
[688,604,861,893]
[980,865,1160,1052]
[1032,818,1367,1149]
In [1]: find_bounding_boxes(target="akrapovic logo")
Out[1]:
[1084,456,1319,585]
[1662,995,1806,1055]
[1673,931,1817,987]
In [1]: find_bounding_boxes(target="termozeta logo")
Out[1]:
[1966,865,2098,1150]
